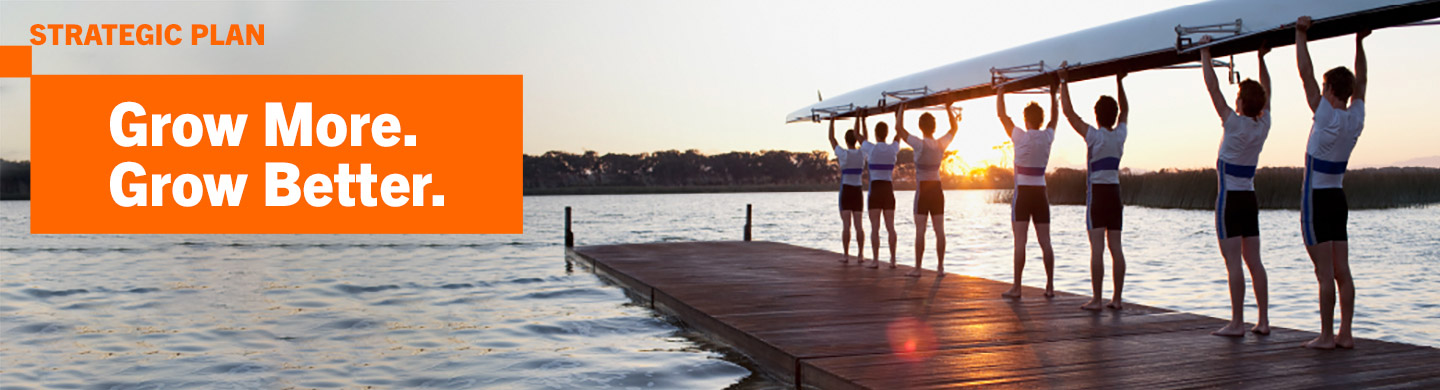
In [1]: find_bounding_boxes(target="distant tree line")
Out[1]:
[1,159,29,200]
[5,154,1436,209]
[525,150,834,188]
[523,149,1020,194]
[528,149,1440,209]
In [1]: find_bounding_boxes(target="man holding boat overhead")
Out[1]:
[896,102,960,277]
[829,117,866,265]
[857,109,901,269]
[995,81,1060,299]
[1057,63,1129,312]
[1295,16,1369,351]
[1198,34,1273,338]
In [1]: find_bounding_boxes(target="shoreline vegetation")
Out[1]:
[524,151,1440,210]
[4,155,1437,209]
[1,160,29,201]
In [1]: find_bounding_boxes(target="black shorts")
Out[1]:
[1217,190,1260,239]
[839,184,863,212]
[1303,188,1347,246]
[1012,185,1050,223]
[1087,183,1122,231]
[913,181,944,217]
[868,180,896,210]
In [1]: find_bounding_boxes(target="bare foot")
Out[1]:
[1212,322,1247,337]
[936,265,944,274]
[865,260,880,269]
[1001,286,1022,299]
[1044,283,1055,298]
[1304,334,1337,349]
[905,269,922,277]
[838,256,849,264]
[1081,298,1104,311]
[888,260,897,269]
[1250,323,1271,336]
[1336,334,1354,349]
[1106,298,1123,311]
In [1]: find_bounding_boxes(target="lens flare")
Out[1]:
[886,316,937,363]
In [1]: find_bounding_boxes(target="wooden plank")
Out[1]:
[570,241,1440,389]
[801,328,1428,389]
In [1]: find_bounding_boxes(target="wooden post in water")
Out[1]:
[744,204,752,242]
[565,207,574,248]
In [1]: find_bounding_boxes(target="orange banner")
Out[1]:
[0,46,31,77]
[31,75,522,233]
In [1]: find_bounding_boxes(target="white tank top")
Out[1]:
[1305,100,1365,189]
[835,146,865,186]
[905,133,954,182]
[861,141,900,182]
[1218,109,1271,191]
[1011,126,1055,186]
[1084,123,1127,185]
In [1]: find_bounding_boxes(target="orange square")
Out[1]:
[0,46,32,77]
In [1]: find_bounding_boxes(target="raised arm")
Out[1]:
[828,117,839,149]
[996,84,1016,137]
[895,103,912,142]
[1199,35,1232,121]
[1116,71,1129,125]
[1047,80,1059,130]
[944,102,960,139]
[893,116,902,143]
[1259,41,1272,111]
[1057,62,1090,138]
[856,108,868,142]
[1296,16,1322,113]
[1355,29,1369,102]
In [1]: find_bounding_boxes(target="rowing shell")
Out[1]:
[786,0,1440,124]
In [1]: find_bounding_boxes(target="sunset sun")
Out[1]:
[941,140,1011,177]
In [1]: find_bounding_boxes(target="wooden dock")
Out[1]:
[567,241,1440,389]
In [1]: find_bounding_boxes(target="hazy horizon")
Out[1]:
[3,145,1436,172]
[518,147,1440,172]
[4,1,1439,171]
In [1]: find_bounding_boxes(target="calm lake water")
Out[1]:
[2,192,1437,389]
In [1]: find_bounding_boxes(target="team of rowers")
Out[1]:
[825,18,1366,350]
